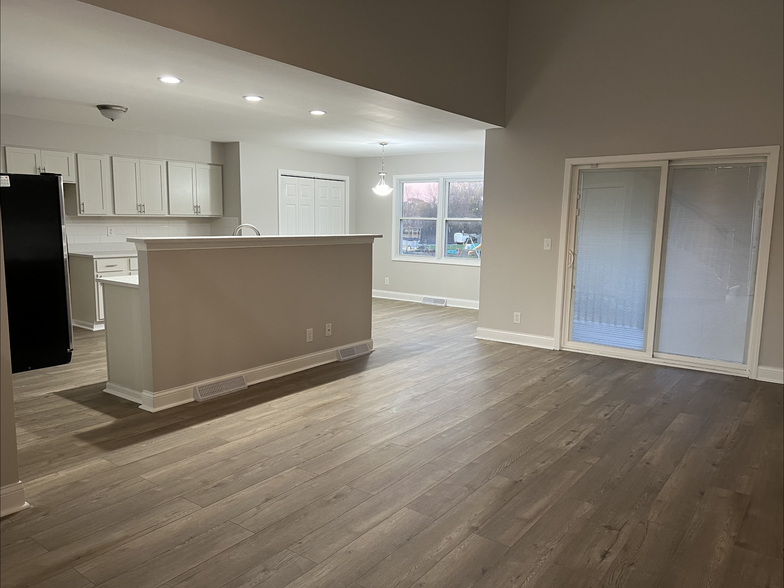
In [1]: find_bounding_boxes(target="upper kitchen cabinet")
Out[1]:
[168,161,222,216]
[113,157,168,215]
[196,164,223,216]
[75,153,112,215]
[4,147,77,182]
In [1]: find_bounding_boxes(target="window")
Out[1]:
[395,174,483,263]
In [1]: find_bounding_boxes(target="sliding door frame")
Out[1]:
[554,145,780,379]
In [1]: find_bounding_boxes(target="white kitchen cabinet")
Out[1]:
[168,161,222,216]
[113,157,169,216]
[69,254,136,330]
[4,147,76,182]
[196,164,223,216]
[167,161,197,215]
[75,153,112,215]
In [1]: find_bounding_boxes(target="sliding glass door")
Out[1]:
[569,167,661,351]
[656,163,766,364]
[560,149,776,376]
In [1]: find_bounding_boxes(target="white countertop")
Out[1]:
[128,234,382,252]
[68,243,138,259]
[97,275,139,288]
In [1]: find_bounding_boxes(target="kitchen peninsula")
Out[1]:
[100,234,380,411]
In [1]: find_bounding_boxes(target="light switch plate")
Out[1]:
[543,238,551,250]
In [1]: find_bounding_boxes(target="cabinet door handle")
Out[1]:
[105,264,118,268]
[80,202,84,213]
[142,203,146,213]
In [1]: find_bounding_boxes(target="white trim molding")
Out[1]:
[475,328,555,350]
[373,289,479,310]
[1,481,29,518]
[756,366,784,385]
[105,339,374,412]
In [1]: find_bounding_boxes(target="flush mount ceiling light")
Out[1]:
[96,104,128,122]
[158,75,182,84]
[309,109,326,116]
[372,142,393,196]
[243,95,264,102]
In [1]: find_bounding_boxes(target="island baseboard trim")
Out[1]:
[104,382,144,404]
[1,481,30,518]
[123,338,375,412]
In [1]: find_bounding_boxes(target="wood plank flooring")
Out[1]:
[2,299,782,588]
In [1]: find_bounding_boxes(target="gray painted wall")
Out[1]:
[479,0,783,370]
[237,142,357,236]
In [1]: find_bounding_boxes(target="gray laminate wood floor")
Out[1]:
[2,299,782,587]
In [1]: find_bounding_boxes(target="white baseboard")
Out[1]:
[756,365,784,384]
[104,382,144,404]
[475,327,555,350]
[372,289,479,310]
[108,338,374,412]
[72,319,104,331]
[1,481,29,518]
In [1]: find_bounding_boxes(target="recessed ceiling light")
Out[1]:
[158,76,182,84]
[244,95,264,102]
[309,110,326,116]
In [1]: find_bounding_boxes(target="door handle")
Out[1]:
[142,203,146,213]
[567,250,575,268]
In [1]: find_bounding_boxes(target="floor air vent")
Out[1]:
[194,375,247,401]
[422,296,447,306]
[337,343,373,362]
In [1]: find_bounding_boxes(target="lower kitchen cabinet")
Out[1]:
[69,254,138,330]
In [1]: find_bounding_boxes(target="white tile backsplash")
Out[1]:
[64,216,215,245]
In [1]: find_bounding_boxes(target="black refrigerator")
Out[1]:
[0,173,73,372]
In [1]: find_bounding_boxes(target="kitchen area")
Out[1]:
[1,141,379,412]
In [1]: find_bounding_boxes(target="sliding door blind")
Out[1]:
[657,164,766,363]
[571,168,660,350]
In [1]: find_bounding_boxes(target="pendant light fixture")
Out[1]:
[372,142,393,196]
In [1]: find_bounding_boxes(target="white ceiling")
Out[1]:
[0,0,495,158]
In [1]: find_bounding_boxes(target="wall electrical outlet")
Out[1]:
[384,277,390,285]
[107,227,115,236]
[543,238,552,250]
[513,312,521,324]
[325,323,332,337]
[306,328,313,342]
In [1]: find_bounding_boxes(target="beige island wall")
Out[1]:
[102,234,380,411]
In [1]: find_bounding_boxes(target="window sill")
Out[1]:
[392,255,480,267]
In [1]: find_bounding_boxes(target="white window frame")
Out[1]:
[392,172,484,265]
[554,145,780,380]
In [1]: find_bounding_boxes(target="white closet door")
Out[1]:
[279,176,300,235]
[314,179,345,234]
[297,178,315,235]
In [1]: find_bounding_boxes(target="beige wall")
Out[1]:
[145,242,373,391]
[0,220,21,493]
[479,0,784,369]
[79,0,509,126]
[237,142,358,235]
[356,151,485,303]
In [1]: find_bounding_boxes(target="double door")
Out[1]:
[279,175,346,235]
[559,150,776,377]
